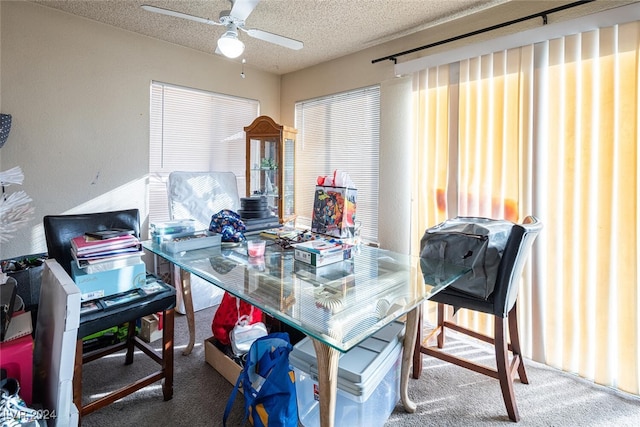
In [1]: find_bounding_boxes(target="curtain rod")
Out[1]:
[371,0,595,64]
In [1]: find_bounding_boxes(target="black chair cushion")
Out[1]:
[78,275,175,338]
[429,287,496,315]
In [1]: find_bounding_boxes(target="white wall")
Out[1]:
[0,2,280,258]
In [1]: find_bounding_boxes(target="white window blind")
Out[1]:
[149,82,259,224]
[295,86,380,242]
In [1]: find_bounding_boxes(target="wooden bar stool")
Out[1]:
[413,216,542,422]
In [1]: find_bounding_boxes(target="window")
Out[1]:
[149,82,259,224]
[294,86,380,242]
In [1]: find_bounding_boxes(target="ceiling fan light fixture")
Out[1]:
[217,29,245,58]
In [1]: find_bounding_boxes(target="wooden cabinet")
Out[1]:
[244,116,297,223]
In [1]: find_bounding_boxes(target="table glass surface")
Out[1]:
[143,240,467,353]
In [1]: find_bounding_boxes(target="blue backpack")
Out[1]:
[223,332,298,427]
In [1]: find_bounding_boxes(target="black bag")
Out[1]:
[420,217,514,299]
[1,277,17,341]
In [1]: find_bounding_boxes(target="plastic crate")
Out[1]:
[290,321,404,427]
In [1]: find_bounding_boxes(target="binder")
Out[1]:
[2,311,32,342]
[1,279,17,341]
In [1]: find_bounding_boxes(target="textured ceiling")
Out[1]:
[29,0,514,74]
[31,0,636,75]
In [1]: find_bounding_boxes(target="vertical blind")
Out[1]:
[536,23,639,393]
[294,86,380,242]
[149,82,259,224]
[411,20,640,395]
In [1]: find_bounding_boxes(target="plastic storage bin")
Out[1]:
[0,334,33,405]
[290,321,404,427]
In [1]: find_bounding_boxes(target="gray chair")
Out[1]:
[413,216,542,422]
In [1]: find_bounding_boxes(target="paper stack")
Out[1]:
[71,231,143,274]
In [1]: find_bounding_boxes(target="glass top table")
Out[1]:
[143,239,468,427]
[143,240,460,352]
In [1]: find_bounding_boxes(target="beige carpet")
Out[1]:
[79,306,640,427]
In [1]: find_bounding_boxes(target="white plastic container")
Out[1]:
[290,321,404,427]
[160,230,221,253]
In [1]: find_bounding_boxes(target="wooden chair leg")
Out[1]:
[495,317,519,422]
[413,303,449,379]
[124,320,137,365]
[508,306,528,384]
[162,308,174,401]
[413,303,526,422]
[436,303,446,348]
[73,339,83,423]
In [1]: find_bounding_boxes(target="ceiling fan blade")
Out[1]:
[245,29,303,50]
[229,0,261,22]
[141,4,222,26]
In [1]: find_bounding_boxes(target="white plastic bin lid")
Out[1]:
[290,321,405,397]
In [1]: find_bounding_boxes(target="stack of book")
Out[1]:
[71,230,143,274]
[292,239,353,267]
[239,197,281,233]
[259,227,302,240]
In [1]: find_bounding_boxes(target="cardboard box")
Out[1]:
[294,246,353,267]
[204,336,242,386]
[71,261,146,301]
[139,314,162,343]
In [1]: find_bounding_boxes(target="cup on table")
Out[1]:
[247,240,266,257]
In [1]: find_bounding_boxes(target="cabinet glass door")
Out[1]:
[248,137,280,218]
[282,137,295,217]
[245,116,297,224]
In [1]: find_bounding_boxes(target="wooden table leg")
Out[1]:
[401,306,419,413]
[176,266,195,356]
[412,304,424,379]
[311,338,340,427]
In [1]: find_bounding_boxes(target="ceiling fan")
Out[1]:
[141,0,303,59]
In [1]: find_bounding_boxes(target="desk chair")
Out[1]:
[413,216,542,422]
[43,209,176,421]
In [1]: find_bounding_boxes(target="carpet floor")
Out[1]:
[79,305,640,427]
